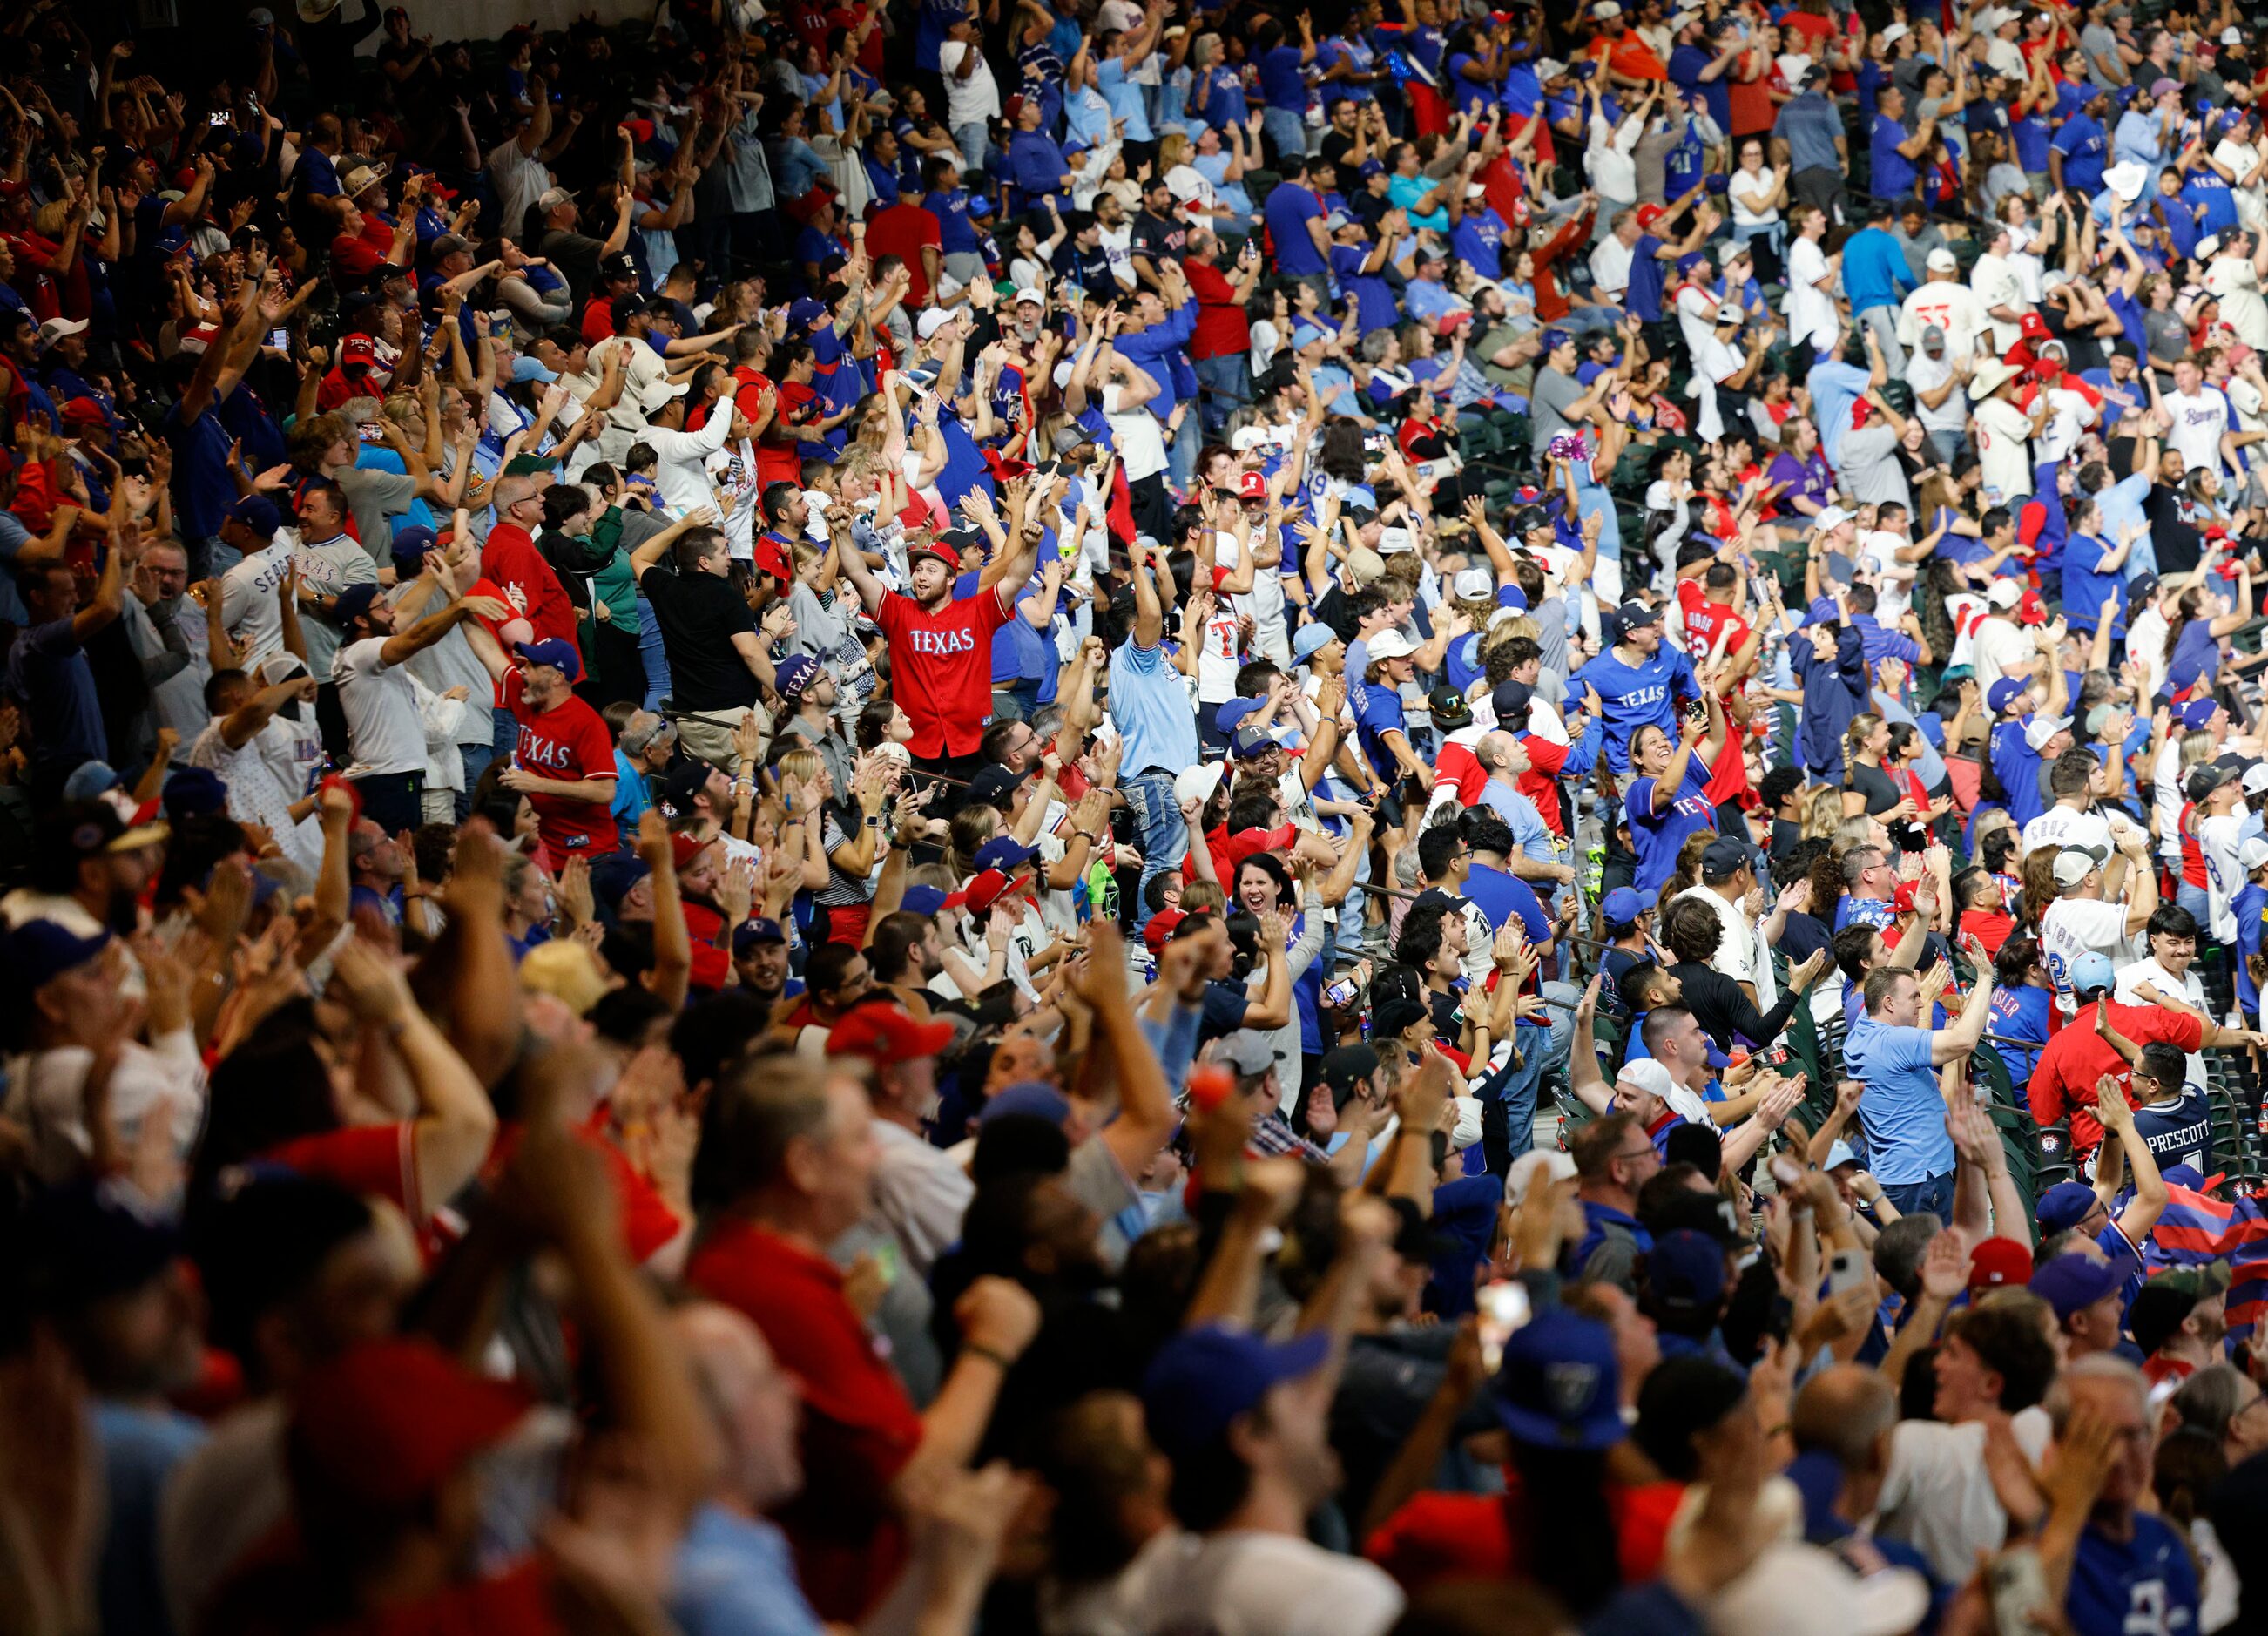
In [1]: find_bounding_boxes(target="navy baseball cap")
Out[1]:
[333,583,381,626]
[1601,886,1647,926]
[229,493,281,535]
[1987,677,2028,713]
[1142,1324,1331,1458]
[23,1180,181,1312]
[1230,726,1277,761]
[389,523,438,577]
[1615,600,1661,631]
[973,835,1039,875]
[514,639,584,683]
[2035,1180,2102,1234]
[162,767,229,821]
[2028,1253,2125,1318]
[731,917,787,951]
[0,918,111,988]
[980,1079,1072,1127]
[1647,1229,1728,1316]
[900,884,948,917]
[1490,1308,1625,1450]
[1539,328,1571,354]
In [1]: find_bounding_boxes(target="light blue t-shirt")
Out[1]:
[672,1504,827,1636]
[1110,637,1202,778]
[1844,1016,1955,1185]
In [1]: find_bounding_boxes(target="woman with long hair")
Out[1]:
[1841,713,1902,820]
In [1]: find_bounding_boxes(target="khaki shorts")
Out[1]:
[670,703,770,776]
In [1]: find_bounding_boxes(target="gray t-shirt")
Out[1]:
[294,536,379,682]
[1529,366,1585,456]
[1840,423,1914,510]
[2081,23,2124,87]
[335,466,419,561]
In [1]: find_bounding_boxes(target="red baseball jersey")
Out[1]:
[503,668,618,856]
[873,586,1012,758]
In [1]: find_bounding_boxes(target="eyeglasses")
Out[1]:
[1613,1146,1657,1165]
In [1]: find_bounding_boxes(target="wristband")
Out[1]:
[963,1342,1015,1372]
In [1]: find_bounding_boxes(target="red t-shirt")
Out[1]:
[1185,257,1252,360]
[579,294,617,345]
[481,524,583,656]
[2026,999,2205,1151]
[863,201,943,309]
[501,669,618,856]
[483,1119,681,1264]
[685,1219,920,1621]
[872,586,1013,757]
[1434,737,1488,808]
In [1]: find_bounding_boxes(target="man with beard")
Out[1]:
[6,798,166,939]
[731,916,800,1008]
[836,483,1043,783]
[867,904,945,1020]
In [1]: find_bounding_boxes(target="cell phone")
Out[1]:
[267,327,289,351]
[1826,1247,1873,1299]
[1323,977,1360,1008]
[1986,1547,2053,1636]
[1475,1280,1531,1372]
[208,111,231,126]
[356,422,386,443]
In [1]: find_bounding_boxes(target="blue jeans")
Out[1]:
[457,740,495,821]
[953,121,989,174]
[1260,105,1308,166]
[1193,352,1251,440]
[492,704,517,764]
[1495,1020,1551,1164]
[1880,1170,1955,1223]
[638,617,672,712]
[1122,771,1187,936]
[1167,414,1199,497]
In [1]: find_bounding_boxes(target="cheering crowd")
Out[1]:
[15,0,2268,1631]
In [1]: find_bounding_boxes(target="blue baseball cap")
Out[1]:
[2028,1252,2124,1318]
[332,583,381,627]
[588,854,651,914]
[731,916,787,950]
[786,296,829,328]
[2067,950,2117,998]
[163,767,230,821]
[1293,623,1339,662]
[229,493,281,535]
[1490,1307,1624,1450]
[900,884,948,918]
[2035,1180,2103,1234]
[1987,677,2028,713]
[1498,585,1529,614]
[510,355,559,384]
[1674,250,1706,275]
[1230,726,1278,761]
[979,1079,1072,1127]
[514,638,584,683]
[389,523,438,576]
[1539,328,1571,355]
[974,835,1039,875]
[2181,699,2220,731]
[1648,1229,1727,1316]
[0,919,111,989]
[1142,1324,1331,1457]
[1214,696,1264,733]
[1601,886,1647,926]
[62,761,119,802]
[774,653,822,700]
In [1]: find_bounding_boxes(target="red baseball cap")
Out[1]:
[290,1339,528,1510]
[1635,203,1665,230]
[1968,1237,2035,1293]
[2017,589,2049,626]
[1238,470,1267,500]
[671,831,713,872]
[1892,879,1920,916]
[964,867,1012,915]
[340,333,378,368]
[2018,313,2052,341]
[827,1004,955,1066]
[1144,907,1187,956]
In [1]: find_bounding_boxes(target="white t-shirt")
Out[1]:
[1786,235,1837,350]
[1103,382,1169,483]
[1589,233,1637,303]
[1969,613,2033,690]
[705,438,764,560]
[2163,387,2232,474]
[2040,895,2140,1014]
[1971,396,2035,503]
[2202,809,2244,940]
[1094,1527,1405,1636]
[331,635,426,777]
[1198,531,1243,704]
[2206,253,2268,348]
[188,720,325,875]
[1672,883,1770,1005]
[2112,955,2211,1092]
[2021,804,2112,859]
[219,537,294,670]
[1904,351,1969,436]
[940,41,1002,127]
[1877,1411,2054,1586]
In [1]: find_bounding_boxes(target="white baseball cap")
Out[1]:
[916,307,956,341]
[1926,247,1959,273]
[1013,287,1045,308]
[2242,836,2268,871]
[2024,714,2074,752]
[1453,567,1494,599]
[1367,630,1417,661]
[1616,1058,1677,1103]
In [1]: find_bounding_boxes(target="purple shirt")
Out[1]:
[1767,450,1835,514]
